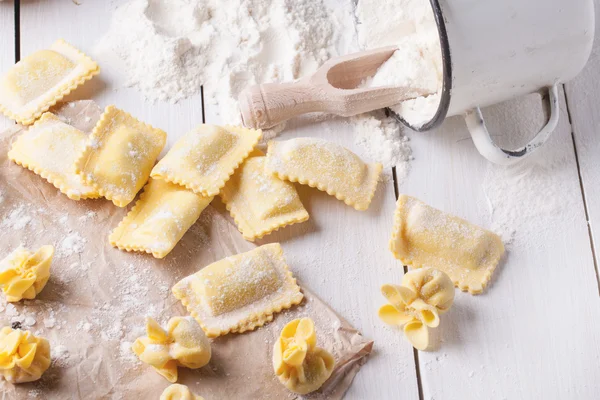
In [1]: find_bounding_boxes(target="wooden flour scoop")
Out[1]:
[238,46,433,130]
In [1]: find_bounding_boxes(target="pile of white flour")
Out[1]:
[96,0,347,123]
[356,0,443,128]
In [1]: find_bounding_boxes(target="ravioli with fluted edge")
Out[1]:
[172,243,303,338]
[265,138,382,211]
[132,316,211,383]
[379,268,454,350]
[0,39,99,125]
[160,384,205,400]
[0,327,51,383]
[273,318,335,394]
[390,195,504,294]
[219,154,309,241]
[151,124,261,197]
[0,245,54,302]
[8,112,99,200]
[109,178,213,259]
[75,105,167,207]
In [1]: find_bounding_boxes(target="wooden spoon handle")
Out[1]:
[238,81,325,130]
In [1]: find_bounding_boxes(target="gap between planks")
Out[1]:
[563,87,600,294]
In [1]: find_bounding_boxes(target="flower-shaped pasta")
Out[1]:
[132,316,211,383]
[160,384,205,400]
[0,245,54,302]
[378,268,454,351]
[273,318,335,395]
[0,327,51,383]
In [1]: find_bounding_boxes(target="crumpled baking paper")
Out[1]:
[0,101,373,399]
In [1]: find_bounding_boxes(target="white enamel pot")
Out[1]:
[397,0,595,164]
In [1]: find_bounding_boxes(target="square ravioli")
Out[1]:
[390,195,505,294]
[109,178,213,259]
[219,155,309,241]
[265,138,382,211]
[172,243,303,337]
[8,112,99,200]
[75,105,167,207]
[151,124,261,197]
[0,39,99,125]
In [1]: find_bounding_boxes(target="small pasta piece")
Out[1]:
[390,195,505,294]
[151,124,261,196]
[172,243,303,338]
[75,105,167,207]
[219,155,309,241]
[132,316,211,383]
[273,318,335,394]
[8,112,99,200]
[160,384,205,400]
[0,39,99,125]
[0,245,54,302]
[265,138,382,211]
[109,178,213,259]
[0,327,51,383]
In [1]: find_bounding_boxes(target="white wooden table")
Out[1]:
[2,1,600,399]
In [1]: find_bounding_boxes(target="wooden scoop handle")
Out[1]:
[238,46,432,130]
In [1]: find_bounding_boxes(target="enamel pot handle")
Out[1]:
[464,84,559,165]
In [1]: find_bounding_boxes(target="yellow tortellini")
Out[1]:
[0,327,51,383]
[273,318,335,395]
[160,384,205,400]
[132,316,211,383]
[378,268,455,351]
[0,245,54,302]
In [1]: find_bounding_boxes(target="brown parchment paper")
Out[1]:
[0,101,373,400]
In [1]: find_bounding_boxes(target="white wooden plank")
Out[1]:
[0,0,14,130]
[564,0,600,288]
[19,1,204,148]
[402,89,600,398]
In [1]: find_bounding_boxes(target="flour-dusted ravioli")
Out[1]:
[0,39,99,125]
[390,195,505,294]
[220,155,309,241]
[75,106,167,207]
[8,112,99,200]
[265,138,382,211]
[109,178,213,259]
[151,124,261,197]
[172,243,303,338]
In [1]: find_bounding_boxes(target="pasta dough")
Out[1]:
[8,112,99,200]
[0,39,99,125]
[132,316,211,383]
[151,124,261,197]
[75,105,167,207]
[0,245,54,302]
[219,155,309,241]
[273,318,335,395]
[378,268,454,351]
[390,195,505,294]
[0,327,51,383]
[109,178,213,258]
[265,138,382,211]
[172,243,303,338]
[160,384,204,400]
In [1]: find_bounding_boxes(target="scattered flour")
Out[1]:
[351,110,413,179]
[56,232,87,258]
[1,205,32,230]
[356,0,443,128]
